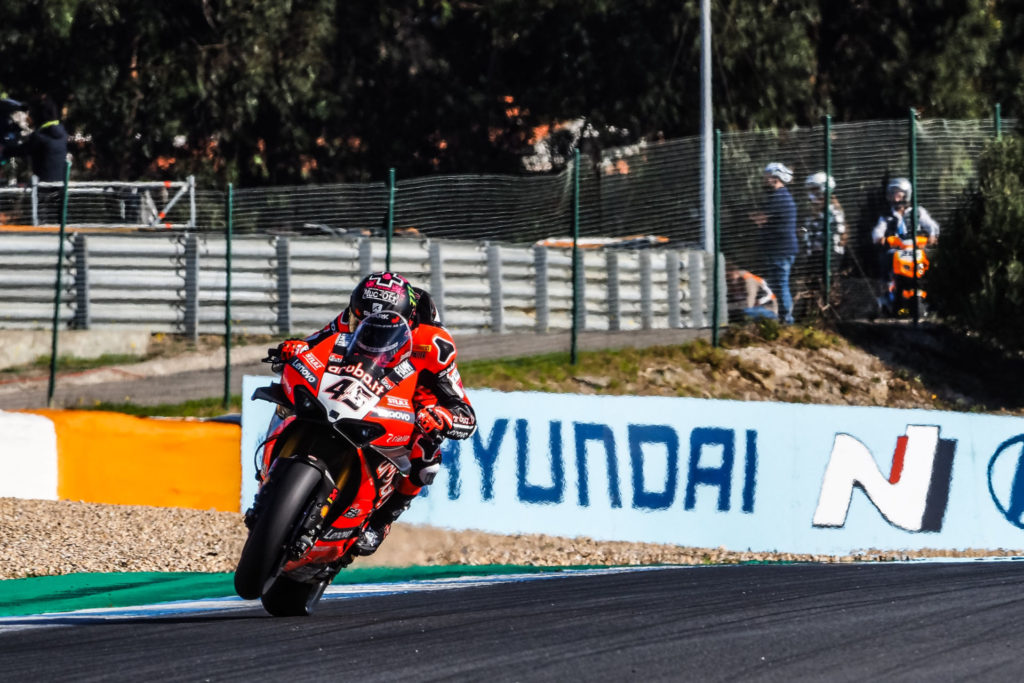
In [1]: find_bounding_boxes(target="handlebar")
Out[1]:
[264,348,284,373]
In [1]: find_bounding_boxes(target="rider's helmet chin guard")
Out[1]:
[349,311,414,369]
[887,177,913,206]
[348,271,418,328]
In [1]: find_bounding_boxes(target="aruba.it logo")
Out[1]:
[813,425,956,532]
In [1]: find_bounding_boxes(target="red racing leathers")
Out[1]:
[285,290,475,497]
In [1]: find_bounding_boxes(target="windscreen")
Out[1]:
[343,312,412,374]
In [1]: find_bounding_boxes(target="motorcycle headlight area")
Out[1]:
[333,419,386,447]
[292,385,328,421]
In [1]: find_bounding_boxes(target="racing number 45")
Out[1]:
[324,377,376,410]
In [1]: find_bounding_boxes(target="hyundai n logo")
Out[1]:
[813,425,956,532]
[987,435,1024,529]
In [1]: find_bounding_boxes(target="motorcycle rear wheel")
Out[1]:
[234,460,323,600]
[261,574,330,617]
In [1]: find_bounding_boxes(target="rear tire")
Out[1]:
[234,461,323,600]
[261,575,330,617]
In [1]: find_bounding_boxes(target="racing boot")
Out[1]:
[352,490,416,556]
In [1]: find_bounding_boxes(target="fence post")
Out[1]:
[711,129,722,345]
[429,241,445,322]
[487,243,504,334]
[31,175,39,226]
[46,161,71,407]
[667,251,680,329]
[275,235,291,334]
[995,102,1002,141]
[823,115,833,302]
[188,175,197,229]
[909,107,920,325]
[386,168,396,271]
[184,233,200,344]
[640,250,653,330]
[224,183,234,408]
[72,233,90,329]
[533,245,549,334]
[358,238,372,277]
[570,149,581,364]
[606,250,620,331]
[688,250,705,329]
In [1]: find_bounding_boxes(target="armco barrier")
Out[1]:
[0,410,240,512]
[239,381,1024,555]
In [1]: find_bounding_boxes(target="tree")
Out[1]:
[930,137,1024,349]
[816,0,999,121]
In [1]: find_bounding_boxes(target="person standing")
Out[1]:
[0,95,68,182]
[751,162,798,324]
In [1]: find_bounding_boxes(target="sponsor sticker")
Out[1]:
[290,358,319,386]
[301,352,324,370]
[386,395,412,409]
[321,527,356,542]
[372,407,414,423]
[393,360,415,379]
[365,288,400,305]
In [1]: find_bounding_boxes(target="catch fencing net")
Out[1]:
[0,116,1012,337]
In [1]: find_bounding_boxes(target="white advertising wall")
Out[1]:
[241,378,1024,555]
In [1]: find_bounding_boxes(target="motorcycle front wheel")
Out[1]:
[234,460,323,601]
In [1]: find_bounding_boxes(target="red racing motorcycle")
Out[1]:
[235,312,419,616]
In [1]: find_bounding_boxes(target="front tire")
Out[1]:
[234,460,323,600]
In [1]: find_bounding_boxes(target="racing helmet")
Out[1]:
[349,311,413,369]
[763,162,793,184]
[347,271,418,327]
[805,172,835,202]
[887,177,912,205]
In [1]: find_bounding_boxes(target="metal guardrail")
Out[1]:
[0,176,196,229]
[0,232,724,338]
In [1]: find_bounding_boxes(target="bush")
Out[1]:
[931,136,1024,350]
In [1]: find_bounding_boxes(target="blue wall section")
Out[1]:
[241,380,1024,555]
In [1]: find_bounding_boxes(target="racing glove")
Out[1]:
[416,404,477,440]
[416,405,454,435]
[277,339,310,362]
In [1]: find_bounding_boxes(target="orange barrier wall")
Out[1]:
[28,411,240,512]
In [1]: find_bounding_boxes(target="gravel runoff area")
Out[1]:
[2,498,1021,580]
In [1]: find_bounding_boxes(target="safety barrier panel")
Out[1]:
[0,232,723,337]
[238,380,1024,555]
[0,410,240,512]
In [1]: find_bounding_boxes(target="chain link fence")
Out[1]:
[0,114,1013,341]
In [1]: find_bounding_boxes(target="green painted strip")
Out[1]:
[0,565,608,617]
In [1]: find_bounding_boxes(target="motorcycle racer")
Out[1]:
[871,178,939,315]
[272,271,476,556]
[871,177,939,247]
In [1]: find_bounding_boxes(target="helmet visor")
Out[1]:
[346,313,412,370]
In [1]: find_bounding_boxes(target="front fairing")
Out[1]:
[279,330,417,462]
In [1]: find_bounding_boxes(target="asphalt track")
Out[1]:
[2,562,1022,681]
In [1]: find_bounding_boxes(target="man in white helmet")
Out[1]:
[750,162,798,324]
[801,172,847,259]
[871,177,939,247]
